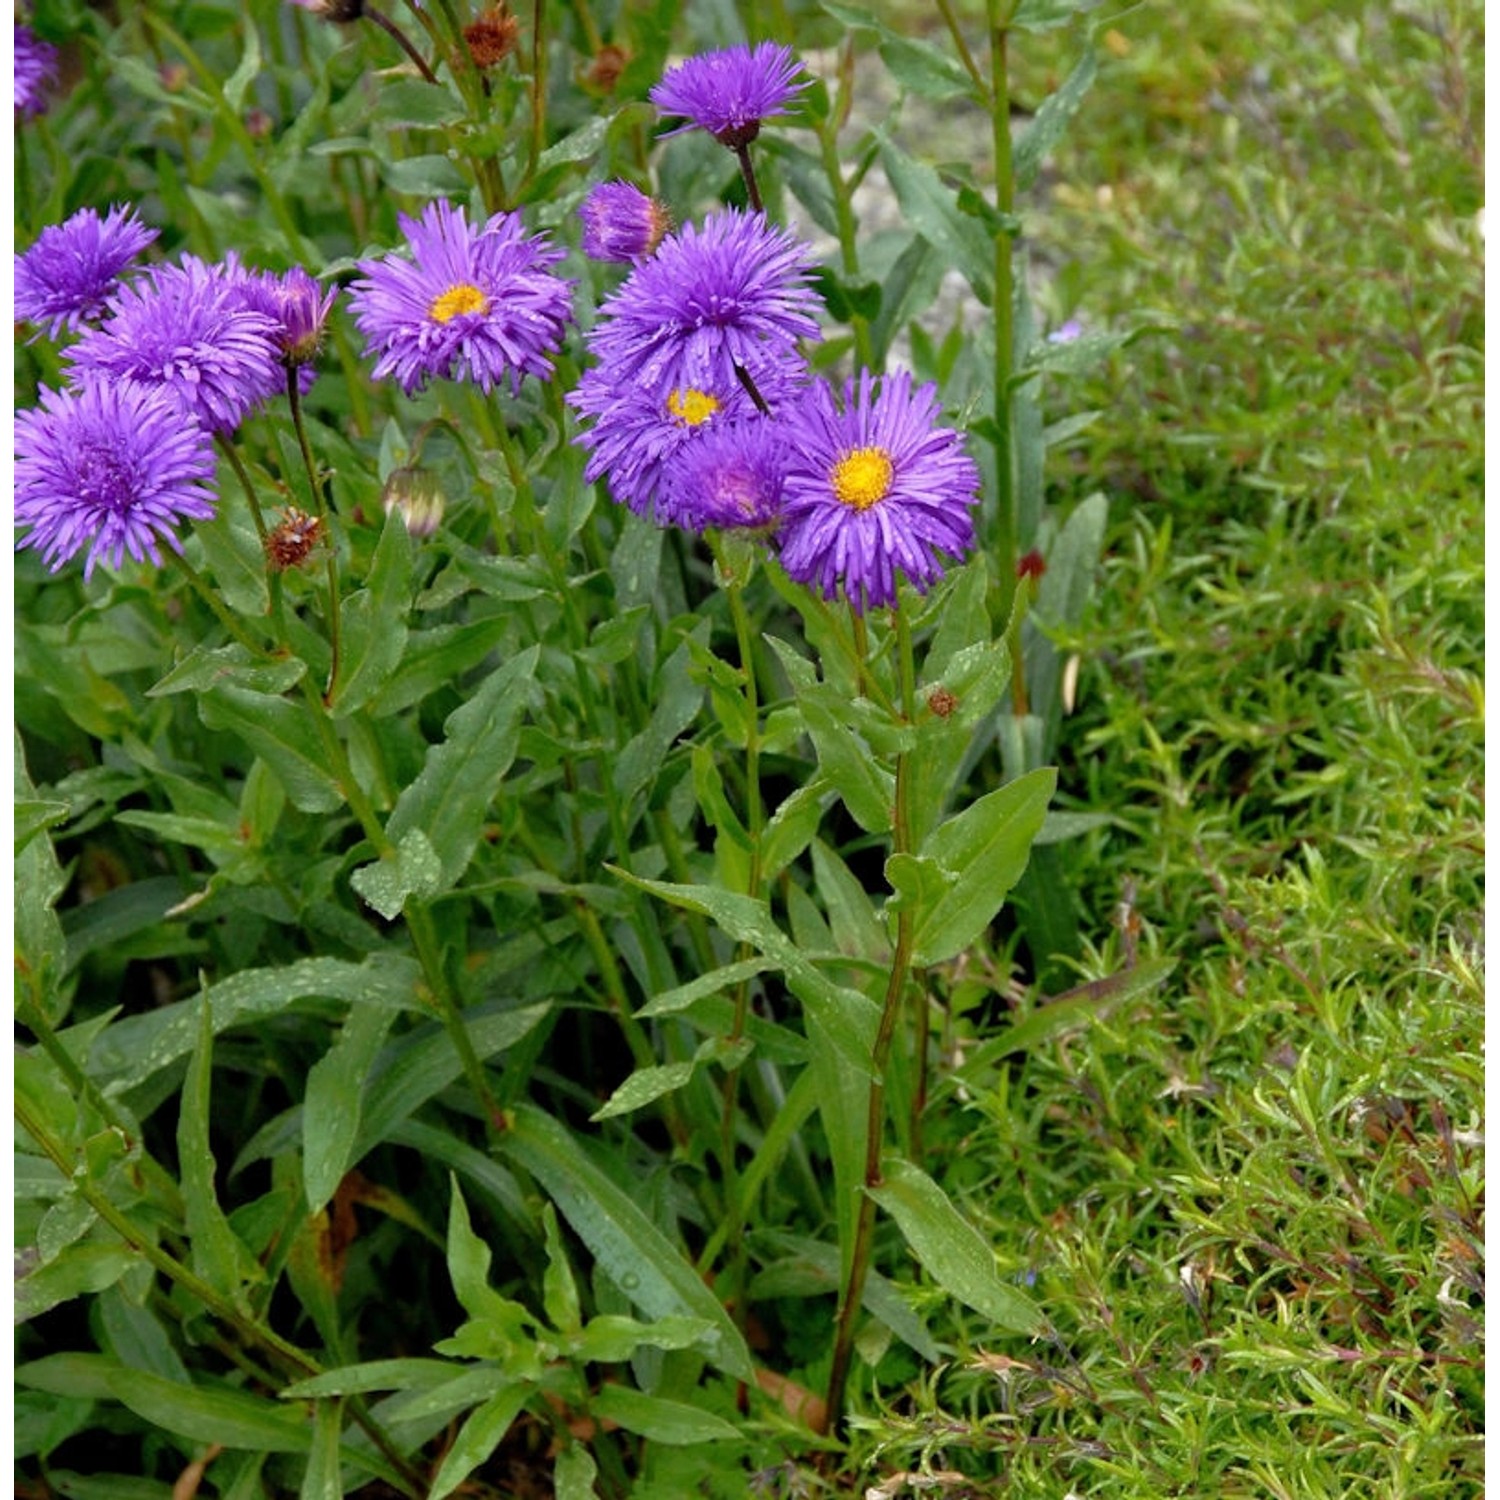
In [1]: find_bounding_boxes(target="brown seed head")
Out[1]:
[584,43,628,94]
[265,507,326,572]
[464,6,521,69]
[927,687,959,719]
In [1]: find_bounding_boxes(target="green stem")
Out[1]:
[817,114,876,370]
[733,142,764,213]
[528,0,547,181]
[165,548,271,659]
[988,1,1019,622]
[824,601,919,1433]
[937,0,988,96]
[287,370,342,700]
[216,433,269,543]
[364,3,439,84]
[15,995,185,1219]
[15,1094,427,1498]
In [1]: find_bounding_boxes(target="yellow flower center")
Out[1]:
[831,446,894,511]
[429,282,489,323]
[666,388,720,426]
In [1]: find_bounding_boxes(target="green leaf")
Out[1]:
[591,1386,742,1446]
[303,1002,396,1212]
[222,17,262,113]
[758,778,828,883]
[87,955,422,1091]
[554,1445,600,1500]
[635,958,778,1018]
[369,619,512,716]
[880,140,994,305]
[820,2,977,100]
[104,1368,314,1453]
[614,626,706,807]
[1014,46,1099,189]
[191,507,268,618]
[383,646,538,889]
[906,768,1056,964]
[541,1203,582,1336]
[426,1384,533,1500]
[1010,0,1103,31]
[867,1159,1042,1333]
[810,839,887,960]
[349,827,443,921]
[329,509,413,717]
[197,685,344,813]
[147,644,304,698]
[371,77,466,128]
[282,1360,466,1400]
[500,1106,754,1380]
[15,737,68,1025]
[590,1059,697,1122]
[381,153,470,197]
[966,958,1177,1070]
[180,998,262,1302]
[572,1314,717,1364]
[15,1244,138,1323]
[300,1399,344,1500]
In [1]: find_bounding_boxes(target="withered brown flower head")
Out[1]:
[584,43,628,94]
[927,687,959,719]
[265,507,326,571]
[464,5,521,69]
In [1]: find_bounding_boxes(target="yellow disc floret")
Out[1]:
[831,445,894,511]
[666,388,720,426]
[429,282,489,323]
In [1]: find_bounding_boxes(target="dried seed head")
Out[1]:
[927,687,959,719]
[464,5,521,69]
[265,506,326,571]
[584,43,628,94]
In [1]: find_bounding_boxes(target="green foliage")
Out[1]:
[13,0,1480,1495]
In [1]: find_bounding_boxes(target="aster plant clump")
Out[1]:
[13,6,1151,1496]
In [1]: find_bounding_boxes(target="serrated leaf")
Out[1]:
[867,1158,1042,1333]
[591,1385,741,1446]
[500,1106,754,1380]
[385,646,538,889]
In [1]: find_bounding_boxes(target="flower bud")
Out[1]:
[382,466,445,538]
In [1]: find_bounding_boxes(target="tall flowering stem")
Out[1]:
[285,370,343,699]
[987,0,1020,624]
[824,602,919,1432]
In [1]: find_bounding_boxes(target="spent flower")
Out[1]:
[347,199,574,397]
[777,369,981,613]
[15,204,159,339]
[15,381,217,577]
[650,41,807,148]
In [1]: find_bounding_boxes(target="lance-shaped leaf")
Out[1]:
[381,645,538,892]
[868,1158,1042,1334]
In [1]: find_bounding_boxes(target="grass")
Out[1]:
[835,0,1483,1493]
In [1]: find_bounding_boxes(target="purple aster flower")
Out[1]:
[657,416,788,533]
[233,264,337,397]
[15,24,58,117]
[776,369,981,614]
[582,208,821,398]
[650,41,807,148]
[579,181,671,264]
[569,352,800,521]
[15,381,217,578]
[347,199,574,397]
[64,257,284,434]
[15,205,159,340]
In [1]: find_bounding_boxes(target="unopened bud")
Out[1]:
[1016,549,1047,582]
[382,466,445,538]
